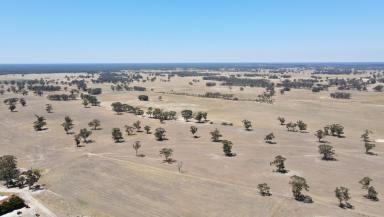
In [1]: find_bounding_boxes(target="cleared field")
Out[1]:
[0,72,383,217]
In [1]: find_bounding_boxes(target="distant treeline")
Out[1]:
[93,72,142,83]
[202,76,272,88]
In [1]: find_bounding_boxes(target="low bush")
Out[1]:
[0,195,26,215]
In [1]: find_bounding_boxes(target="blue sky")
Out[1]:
[0,0,383,63]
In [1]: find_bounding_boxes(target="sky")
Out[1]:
[0,0,383,63]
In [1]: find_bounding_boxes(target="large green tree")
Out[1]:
[181,110,193,122]
[154,128,166,141]
[62,116,74,134]
[159,148,173,163]
[222,140,234,157]
[112,128,124,143]
[289,175,312,203]
[318,144,336,160]
[33,115,47,131]
[88,119,101,130]
[335,186,352,208]
[0,155,20,187]
[270,155,287,173]
[79,128,92,143]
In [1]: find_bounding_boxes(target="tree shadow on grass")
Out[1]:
[163,158,177,164]
[157,138,169,141]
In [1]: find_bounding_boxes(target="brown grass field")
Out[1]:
[0,71,383,217]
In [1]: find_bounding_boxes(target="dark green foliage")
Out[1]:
[290,175,312,203]
[151,108,177,122]
[257,183,271,196]
[3,98,18,105]
[314,130,326,142]
[47,93,77,101]
[365,142,376,154]
[194,111,208,123]
[19,98,26,106]
[200,92,235,100]
[28,85,61,92]
[329,124,344,137]
[111,102,124,114]
[359,177,372,190]
[33,115,47,131]
[159,148,173,163]
[367,186,379,201]
[181,110,193,121]
[133,86,146,91]
[270,155,287,173]
[202,76,272,88]
[87,88,102,95]
[296,120,307,131]
[62,116,74,134]
[264,133,275,144]
[88,119,101,130]
[330,92,351,99]
[81,94,100,106]
[335,187,352,208]
[242,119,252,130]
[154,128,166,141]
[138,95,149,101]
[222,140,234,157]
[359,177,379,201]
[190,126,198,138]
[144,125,151,134]
[318,144,336,160]
[9,104,16,112]
[22,169,41,189]
[112,128,123,143]
[79,128,92,143]
[0,155,20,187]
[74,135,81,147]
[96,72,141,84]
[0,195,26,215]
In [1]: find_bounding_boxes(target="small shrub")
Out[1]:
[138,95,149,101]
[0,195,26,215]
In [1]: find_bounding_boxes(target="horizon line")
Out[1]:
[1,61,384,65]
